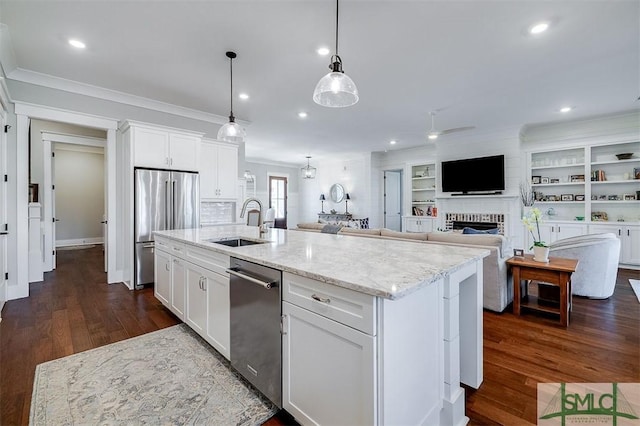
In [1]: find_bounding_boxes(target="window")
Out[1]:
[269,175,287,228]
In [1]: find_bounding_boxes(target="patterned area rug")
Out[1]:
[30,324,278,425]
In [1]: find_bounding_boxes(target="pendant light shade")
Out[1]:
[217,51,246,143]
[301,156,317,179]
[313,0,358,108]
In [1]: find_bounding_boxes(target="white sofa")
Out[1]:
[549,233,621,299]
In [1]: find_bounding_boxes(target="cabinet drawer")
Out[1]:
[185,244,230,276]
[283,272,376,335]
[155,237,185,256]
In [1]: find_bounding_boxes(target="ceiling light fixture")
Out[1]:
[312,0,359,108]
[298,112,308,118]
[217,51,246,143]
[301,156,317,179]
[389,140,397,145]
[317,47,330,56]
[560,106,572,113]
[238,93,249,100]
[529,22,549,34]
[68,39,86,49]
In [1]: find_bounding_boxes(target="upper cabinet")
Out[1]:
[121,121,203,171]
[199,139,238,200]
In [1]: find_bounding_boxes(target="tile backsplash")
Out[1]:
[201,201,235,225]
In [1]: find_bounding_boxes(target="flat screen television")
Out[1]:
[441,155,505,193]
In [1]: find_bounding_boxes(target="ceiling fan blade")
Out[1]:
[439,126,476,135]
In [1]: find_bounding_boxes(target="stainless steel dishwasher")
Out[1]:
[227,257,282,407]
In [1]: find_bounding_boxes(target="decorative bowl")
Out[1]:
[615,153,633,160]
[575,216,584,221]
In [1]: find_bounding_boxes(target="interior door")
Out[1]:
[269,175,287,229]
[384,170,402,231]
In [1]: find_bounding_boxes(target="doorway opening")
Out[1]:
[268,175,288,229]
[39,125,107,274]
[383,169,403,231]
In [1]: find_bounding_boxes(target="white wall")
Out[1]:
[53,144,104,245]
[298,154,374,226]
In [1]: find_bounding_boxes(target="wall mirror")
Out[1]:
[329,183,345,203]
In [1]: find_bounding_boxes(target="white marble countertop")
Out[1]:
[155,225,489,300]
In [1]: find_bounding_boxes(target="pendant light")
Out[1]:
[217,51,246,143]
[312,0,359,108]
[301,156,317,179]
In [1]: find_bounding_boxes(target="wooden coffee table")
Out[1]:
[506,254,579,326]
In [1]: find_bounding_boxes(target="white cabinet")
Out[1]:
[154,247,172,306]
[123,121,202,171]
[282,301,376,426]
[403,216,434,233]
[589,224,640,265]
[171,257,186,319]
[526,222,587,248]
[282,273,376,425]
[185,262,208,335]
[200,140,238,200]
[205,268,230,359]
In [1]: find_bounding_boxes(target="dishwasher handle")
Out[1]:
[226,267,276,289]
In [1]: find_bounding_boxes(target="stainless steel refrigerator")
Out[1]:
[134,168,199,289]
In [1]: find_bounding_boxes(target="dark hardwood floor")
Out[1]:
[1,246,638,425]
[0,246,180,425]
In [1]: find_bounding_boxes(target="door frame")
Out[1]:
[267,172,288,229]
[0,79,8,316]
[383,169,403,231]
[13,102,118,301]
[42,132,106,272]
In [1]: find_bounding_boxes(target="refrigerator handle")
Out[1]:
[172,180,177,229]
[165,179,170,230]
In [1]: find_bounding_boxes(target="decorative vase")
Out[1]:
[533,246,550,263]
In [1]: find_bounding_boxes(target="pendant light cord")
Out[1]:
[229,56,234,119]
[335,0,339,56]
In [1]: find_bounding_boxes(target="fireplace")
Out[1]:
[445,213,505,235]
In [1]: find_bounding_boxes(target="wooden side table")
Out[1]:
[506,254,579,327]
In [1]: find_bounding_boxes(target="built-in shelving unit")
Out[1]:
[410,163,436,216]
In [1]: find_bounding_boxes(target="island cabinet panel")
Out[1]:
[154,246,172,306]
[170,257,186,320]
[282,301,376,426]
[205,268,230,359]
[185,262,208,336]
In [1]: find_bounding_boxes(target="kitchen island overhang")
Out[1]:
[155,225,488,426]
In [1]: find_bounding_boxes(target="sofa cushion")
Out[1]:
[462,227,499,235]
[427,232,508,257]
[380,229,429,241]
[297,222,325,231]
[339,227,382,236]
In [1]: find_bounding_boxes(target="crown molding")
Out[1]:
[0,24,18,78]
[7,67,250,126]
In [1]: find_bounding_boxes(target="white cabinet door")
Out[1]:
[205,269,230,360]
[154,248,172,306]
[622,226,640,265]
[199,142,218,199]
[282,301,376,426]
[171,257,186,320]
[404,217,432,233]
[216,144,238,199]
[185,262,207,336]
[169,133,200,171]
[554,223,587,241]
[133,127,170,168]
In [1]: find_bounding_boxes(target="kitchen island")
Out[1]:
[154,225,489,426]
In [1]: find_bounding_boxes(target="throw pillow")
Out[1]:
[462,227,499,235]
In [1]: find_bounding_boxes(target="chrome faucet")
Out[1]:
[240,197,265,230]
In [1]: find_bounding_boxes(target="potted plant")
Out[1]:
[522,207,549,262]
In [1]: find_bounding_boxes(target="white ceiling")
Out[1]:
[1,1,638,164]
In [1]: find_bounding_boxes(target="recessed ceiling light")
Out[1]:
[298,112,308,118]
[317,47,330,56]
[389,140,397,145]
[529,22,549,35]
[68,39,86,49]
[428,134,438,140]
[238,93,249,100]
[560,106,572,113]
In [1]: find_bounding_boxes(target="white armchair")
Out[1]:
[549,233,621,299]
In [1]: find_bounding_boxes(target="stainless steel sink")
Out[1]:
[207,237,267,247]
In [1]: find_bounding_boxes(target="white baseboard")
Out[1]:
[56,237,104,248]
